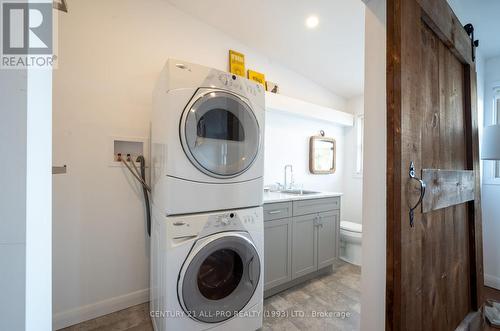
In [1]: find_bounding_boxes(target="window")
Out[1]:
[354,114,364,176]
[484,88,500,184]
[494,92,500,178]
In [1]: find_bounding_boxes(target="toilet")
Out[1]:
[340,221,362,266]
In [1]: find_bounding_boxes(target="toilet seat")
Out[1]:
[340,221,362,233]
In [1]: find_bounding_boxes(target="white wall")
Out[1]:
[264,97,363,224]
[0,42,52,331]
[360,0,386,330]
[342,95,364,224]
[263,98,363,213]
[52,0,348,328]
[26,60,53,331]
[1,63,28,331]
[482,55,500,290]
[0,4,52,329]
[264,111,346,192]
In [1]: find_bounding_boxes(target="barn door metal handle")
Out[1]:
[409,161,426,227]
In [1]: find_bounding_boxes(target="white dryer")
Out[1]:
[151,59,265,215]
[150,206,263,331]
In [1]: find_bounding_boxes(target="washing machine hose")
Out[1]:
[121,155,151,236]
[136,156,151,237]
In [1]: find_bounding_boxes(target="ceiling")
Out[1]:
[448,0,500,59]
[167,0,366,98]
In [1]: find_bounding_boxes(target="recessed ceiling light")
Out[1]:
[305,15,319,29]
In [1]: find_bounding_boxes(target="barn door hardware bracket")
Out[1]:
[53,0,69,13]
[464,23,479,62]
[408,161,426,227]
[52,165,67,175]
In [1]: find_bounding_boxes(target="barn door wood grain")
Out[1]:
[421,169,475,213]
[387,0,484,330]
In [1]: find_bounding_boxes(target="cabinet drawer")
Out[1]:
[263,202,292,221]
[293,197,340,216]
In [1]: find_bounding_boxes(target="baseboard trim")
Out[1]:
[53,288,149,330]
[485,274,500,290]
[264,266,332,299]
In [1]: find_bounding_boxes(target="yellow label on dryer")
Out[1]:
[229,50,245,77]
[247,69,266,87]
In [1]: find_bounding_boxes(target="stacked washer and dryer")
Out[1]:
[150,59,266,331]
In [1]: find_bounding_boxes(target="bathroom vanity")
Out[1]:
[262,192,342,297]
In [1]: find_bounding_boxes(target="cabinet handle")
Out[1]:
[268,210,282,215]
[316,215,324,228]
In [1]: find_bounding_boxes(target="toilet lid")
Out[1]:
[340,221,362,233]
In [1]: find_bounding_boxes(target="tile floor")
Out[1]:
[485,286,500,331]
[59,260,361,331]
[263,260,360,331]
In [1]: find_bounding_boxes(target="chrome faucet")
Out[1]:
[284,164,294,190]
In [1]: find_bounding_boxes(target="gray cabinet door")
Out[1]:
[292,214,317,279]
[317,210,340,269]
[264,218,292,290]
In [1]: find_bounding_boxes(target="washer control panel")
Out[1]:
[167,207,263,242]
[201,208,261,235]
[242,215,256,224]
[209,212,241,230]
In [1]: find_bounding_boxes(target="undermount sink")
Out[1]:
[279,189,320,196]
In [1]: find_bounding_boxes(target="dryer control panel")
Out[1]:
[166,206,263,243]
[215,72,264,98]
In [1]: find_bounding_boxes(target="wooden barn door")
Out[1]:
[387,0,484,330]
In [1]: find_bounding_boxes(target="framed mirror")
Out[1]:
[309,131,336,174]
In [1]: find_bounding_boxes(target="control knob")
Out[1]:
[218,74,228,86]
[219,217,230,226]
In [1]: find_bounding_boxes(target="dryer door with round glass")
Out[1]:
[178,233,261,323]
[181,89,260,178]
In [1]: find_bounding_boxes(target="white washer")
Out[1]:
[151,59,265,216]
[150,206,264,331]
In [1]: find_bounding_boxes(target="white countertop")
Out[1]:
[263,191,343,204]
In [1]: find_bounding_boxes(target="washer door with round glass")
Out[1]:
[178,233,261,323]
[180,89,260,178]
